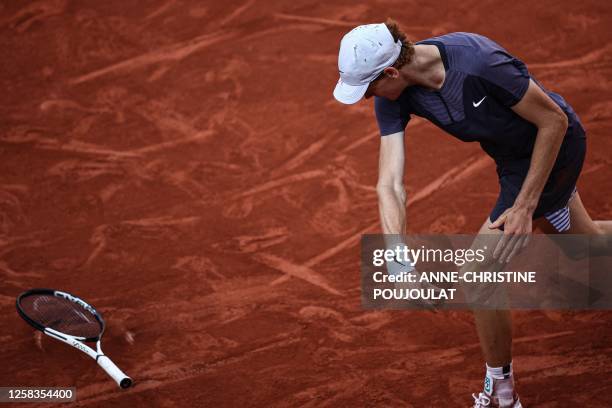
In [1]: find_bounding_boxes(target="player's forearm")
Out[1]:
[377,185,406,235]
[514,117,568,211]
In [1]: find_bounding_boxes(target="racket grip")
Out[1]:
[97,355,132,388]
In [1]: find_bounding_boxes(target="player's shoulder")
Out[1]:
[419,32,486,45]
[420,32,501,50]
[419,32,512,74]
[374,96,411,136]
[374,93,411,118]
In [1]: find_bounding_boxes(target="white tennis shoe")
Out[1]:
[472,374,523,408]
[472,391,522,407]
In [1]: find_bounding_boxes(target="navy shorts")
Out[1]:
[490,124,586,232]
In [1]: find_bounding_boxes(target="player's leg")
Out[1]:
[469,216,555,365]
[561,191,600,234]
[537,191,612,256]
[565,191,612,237]
[469,217,522,407]
[471,217,510,367]
[594,220,612,232]
[564,191,612,262]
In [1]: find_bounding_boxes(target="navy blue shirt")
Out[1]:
[375,32,585,173]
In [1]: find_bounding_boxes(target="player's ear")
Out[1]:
[383,67,400,79]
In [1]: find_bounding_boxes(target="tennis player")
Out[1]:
[333,20,611,407]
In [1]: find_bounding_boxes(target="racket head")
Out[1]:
[16,288,105,342]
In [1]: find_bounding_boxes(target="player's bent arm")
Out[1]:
[510,79,568,212]
[376,131,406,235]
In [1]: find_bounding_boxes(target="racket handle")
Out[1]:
[97,355,132,388]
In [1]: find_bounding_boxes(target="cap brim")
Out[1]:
[333,78,369,104]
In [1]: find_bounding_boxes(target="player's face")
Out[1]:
[364,68,405,101]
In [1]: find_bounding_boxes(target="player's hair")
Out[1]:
[385,18,415,69]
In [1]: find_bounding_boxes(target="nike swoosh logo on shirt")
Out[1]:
[473,96,487,107]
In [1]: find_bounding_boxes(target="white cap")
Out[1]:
[333,23,402,104]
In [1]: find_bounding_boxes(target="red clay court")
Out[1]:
[1,1,611,406]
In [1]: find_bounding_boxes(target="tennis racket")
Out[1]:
[16,288,132,389]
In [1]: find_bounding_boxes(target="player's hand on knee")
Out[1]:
[490,206,533,263]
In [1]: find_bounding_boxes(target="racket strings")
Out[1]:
[20,294,102,339]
